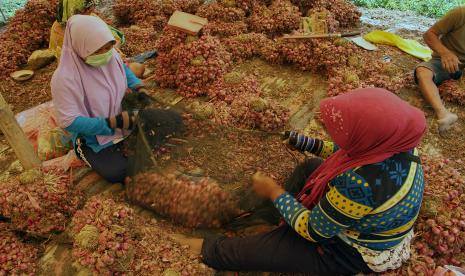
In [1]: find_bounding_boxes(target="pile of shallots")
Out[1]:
[127,172,240,228]
[209,73,290,131]
[0,169,82,237]
[120,26,158,57]
[0,0,57,78]
[248,0,301,36]
[291,0,360,27]
[262,38,407,96]
[70,196,214,275]
[0,223,39,275]
[439,79,465,105]
[113,0,203,27]
[70,197,136,275]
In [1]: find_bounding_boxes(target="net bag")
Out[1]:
[125,108,240,228]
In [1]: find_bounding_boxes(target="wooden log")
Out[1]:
[0,91,41,169]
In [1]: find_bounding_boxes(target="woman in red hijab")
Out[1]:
[173,88,427,275]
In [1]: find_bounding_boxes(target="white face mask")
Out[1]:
[85,48,113,67]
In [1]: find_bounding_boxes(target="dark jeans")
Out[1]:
[202,158,372,275]
[78,142,127,184]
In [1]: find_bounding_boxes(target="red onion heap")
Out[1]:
[113,0,161,26]
[70,197,214,275]
[203,21,249,38]
[175,35,233,97]
[306,7,340,32]
[196,3,246,22]
[0,169,82,237]
[312,0,361,28]
[209,74,290,131]
[0,0,57,78]
[248,0,301,36]
[233,0,273,13]
[132,217,214,275]
[120,26,158,57]
[160,0,204,16]
[127,172,240,228]
[0,223,39,276]
[154,27,189,54]
[439,79,465,105]
[222,32,270,62]
[70,197,136,276]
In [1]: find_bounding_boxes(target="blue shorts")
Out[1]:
[414,57,463,85]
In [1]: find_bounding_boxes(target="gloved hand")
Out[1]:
[284,131,315,152]
[121,89,154,111]
[106,110,139,130]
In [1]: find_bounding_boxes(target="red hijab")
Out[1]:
[298,88,426,209]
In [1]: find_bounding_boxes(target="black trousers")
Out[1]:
[78,141,127,184]
[202,158,372,275]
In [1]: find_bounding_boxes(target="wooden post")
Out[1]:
[0,91,41,169]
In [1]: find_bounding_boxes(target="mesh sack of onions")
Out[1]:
[196,3,246,22]
[175,35,233,97]
[0,223,40,275]
[70,197,136,275]
[127,172,240,228]
[0,169,82,237]
[0,0,57,78]
[439,80,465,105]
[221,32,270,62]
[248,0,301,36]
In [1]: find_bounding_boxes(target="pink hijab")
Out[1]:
[51,15,127,145]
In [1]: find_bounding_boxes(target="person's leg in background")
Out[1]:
[79,143,127,183]
[415,60,459,134]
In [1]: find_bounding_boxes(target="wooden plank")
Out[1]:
[0,91,41,169]
[167,11,208,35]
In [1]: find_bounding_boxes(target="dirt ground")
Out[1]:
[1,6,465,276]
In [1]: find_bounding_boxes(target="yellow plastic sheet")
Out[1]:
[364,30,432,61]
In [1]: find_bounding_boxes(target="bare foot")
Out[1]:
[170,234,204,256]
[438,112,458,134]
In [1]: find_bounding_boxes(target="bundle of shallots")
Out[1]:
[70,197,136,275]
[175,35,232,97]
[0,223,40,275]
[221,32,270,62]
[248,0,301,36]
[0,169,82,237]
[127,172,240,228]
[439,79,465,105]
[0,0,57,78]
